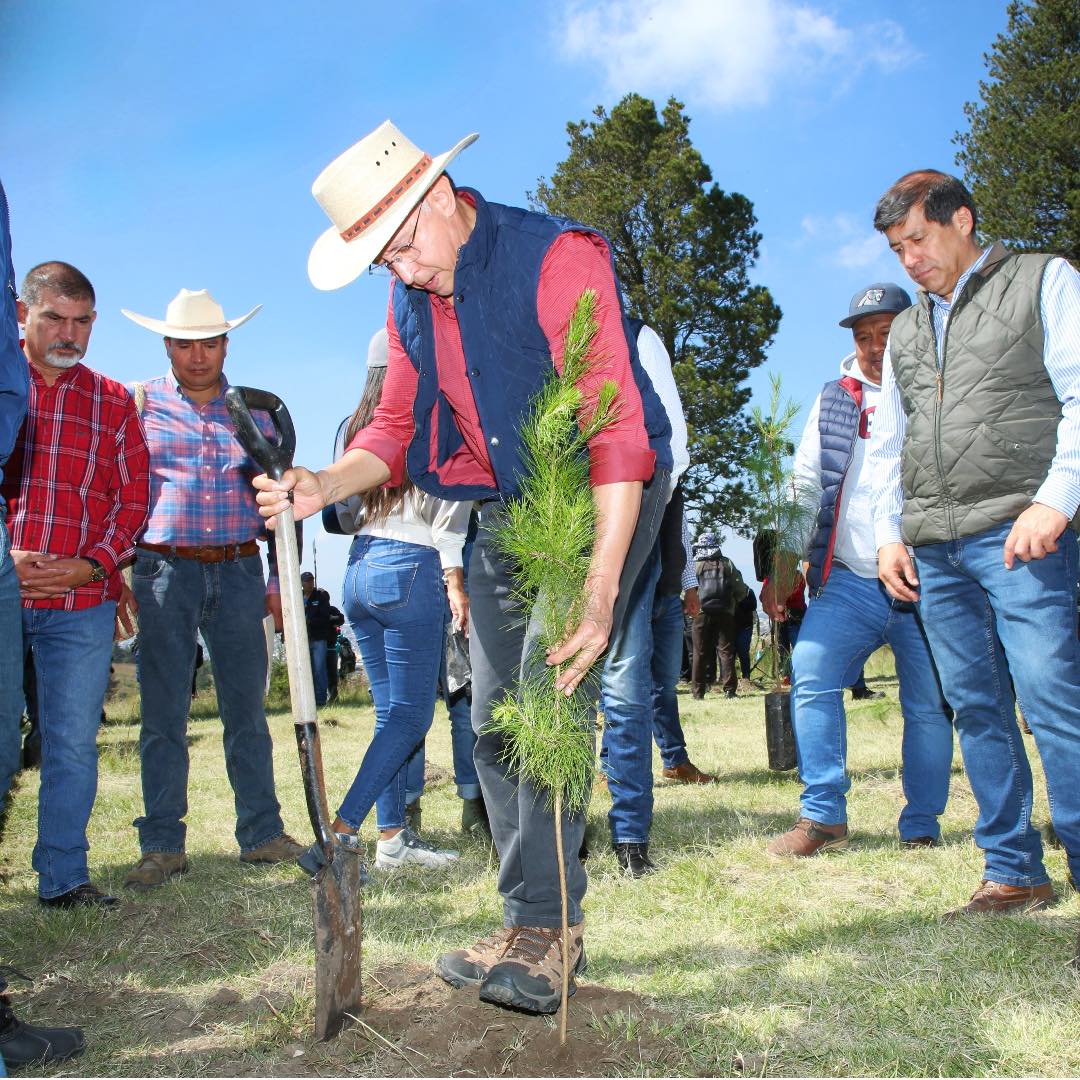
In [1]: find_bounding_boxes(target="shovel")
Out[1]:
[225,385,363,1040]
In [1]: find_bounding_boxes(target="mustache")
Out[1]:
[47,341,85,358]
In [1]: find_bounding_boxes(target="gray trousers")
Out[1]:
[468,471,670,927]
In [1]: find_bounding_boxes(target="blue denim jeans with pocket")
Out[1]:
[600,545,663,843]
[791,564,953,840]
[132,549,286,854]
[915,521,1080,887]
[338,535,445,831]
[0,516,22,819]
[650,590,690,770]
[23,600,115,898]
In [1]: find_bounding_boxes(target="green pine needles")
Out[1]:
[487,288,619,816]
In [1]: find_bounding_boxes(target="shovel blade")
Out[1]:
[312,852,363,1040]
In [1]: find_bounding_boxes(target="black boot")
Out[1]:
[0,970,84,1070]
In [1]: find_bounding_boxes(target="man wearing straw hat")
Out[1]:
[254,121,672,1015]
[119,290,304,890]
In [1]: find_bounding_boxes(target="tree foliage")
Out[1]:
[531,94,782,531]
[954,0,1080,262]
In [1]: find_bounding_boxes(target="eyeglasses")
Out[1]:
[370,204,423,278]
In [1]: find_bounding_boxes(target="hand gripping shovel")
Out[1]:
[225,386,362,1040]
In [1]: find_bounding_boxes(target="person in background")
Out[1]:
[119,288,304,891]
[298,327,469,876]
[766,281,952,858]
[733,579,756,693]
[4,262,150,908]
[690,532,743,699]
[871,169,1080,919]
[300,571,335,707]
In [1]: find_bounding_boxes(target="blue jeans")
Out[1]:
[309,639,329,706]
[338,536,445,832]
[401,672,480,803]
[650,590,690,769]
[791,565,953,840]
[735,625,753,679]
[132,550,285,854]
[915,521,1080,887]
[22,601,115,898]
[0,517,21,818]
[600,545,663,844]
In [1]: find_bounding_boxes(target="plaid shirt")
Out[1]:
[2,360,150,610]
[136,371,283,589]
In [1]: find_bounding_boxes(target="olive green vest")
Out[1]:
[888,243,1063,546]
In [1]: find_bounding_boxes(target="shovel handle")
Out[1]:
[224,386,296,480]
[225,387,336,857]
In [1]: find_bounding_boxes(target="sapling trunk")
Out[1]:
[486,289,618,1044]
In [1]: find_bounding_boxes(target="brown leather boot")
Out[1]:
[766,817,848,857]
[661,761,716,784]
[945,879,1055,919]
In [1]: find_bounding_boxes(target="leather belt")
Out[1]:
[139,541,259,563]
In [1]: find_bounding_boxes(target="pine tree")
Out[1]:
[954,0,1080,261]
[531,93,782,532]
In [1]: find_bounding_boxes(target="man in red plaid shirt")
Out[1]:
[3,261,150,908]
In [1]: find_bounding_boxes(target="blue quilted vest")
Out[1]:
[805,375,863,595]
[391,188,672,502]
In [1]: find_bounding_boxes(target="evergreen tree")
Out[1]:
[531,94,782,530]
[954,0,1080,261]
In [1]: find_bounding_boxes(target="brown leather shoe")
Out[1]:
[767,817,848,857]
[661,761,716,785]
[945,879,1056,919]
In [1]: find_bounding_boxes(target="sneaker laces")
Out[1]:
[400,828,442,853]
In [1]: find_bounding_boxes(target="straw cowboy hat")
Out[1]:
[121,288,261,339]
[308,120,478,291]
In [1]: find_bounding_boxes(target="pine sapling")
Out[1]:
[487,288,619,1043]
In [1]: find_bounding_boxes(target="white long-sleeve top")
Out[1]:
[358,491,472,570]
[635,323,689,496]
[793,352,882,579]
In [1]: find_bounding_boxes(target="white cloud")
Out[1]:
[557,0,916,110]
[800,213,892,270]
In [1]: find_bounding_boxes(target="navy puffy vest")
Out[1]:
[805,376,863,595]
[391,188,672,502]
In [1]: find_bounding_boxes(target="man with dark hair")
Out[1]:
[871,168,1080,920]
[765,282,952,859]
[301,571,335,706]
[119,289,303,891]
[255,121,671,1014]
[3,261,150,908]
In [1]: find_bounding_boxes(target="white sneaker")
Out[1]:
[375,827,460,870]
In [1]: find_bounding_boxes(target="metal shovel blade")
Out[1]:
[313,852,364,1039]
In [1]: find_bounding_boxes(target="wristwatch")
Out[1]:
[84,557,107,583]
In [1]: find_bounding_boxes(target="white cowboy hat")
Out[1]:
[121,288,261,339]
[308,120,478,292]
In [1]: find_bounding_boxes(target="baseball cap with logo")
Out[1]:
[839,282,913,328]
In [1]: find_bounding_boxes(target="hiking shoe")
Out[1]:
[661,761,716,784]
[124,851,187,890]
[614,842,656,878]
[375,828,459,870]
[0,971,84,1069]
[240,833,305,864]
[297,833,370,884]
[460,796,491,838]
[478,924,587,1014]
[766,817,848,858]
[435,926,514,989]
[851,687,885,701]
[405,799,422,833]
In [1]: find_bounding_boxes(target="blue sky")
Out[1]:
[1,0,1009,597]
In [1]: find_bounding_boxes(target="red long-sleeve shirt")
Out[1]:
[3,361,150,609]
[350,226,655,489]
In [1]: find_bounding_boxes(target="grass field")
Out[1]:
[1,650,1078,1077]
